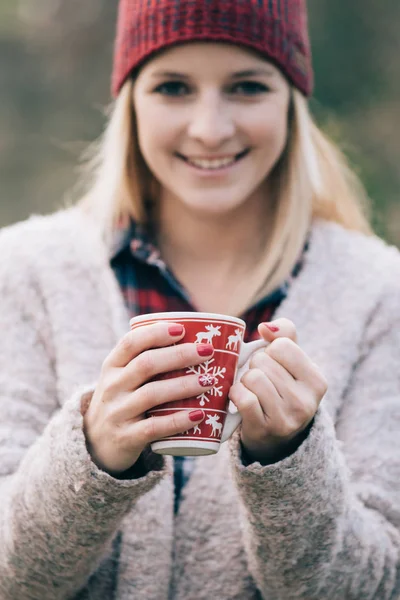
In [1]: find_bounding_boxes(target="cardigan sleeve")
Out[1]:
[229,268,400,599]
[0,227,168,600]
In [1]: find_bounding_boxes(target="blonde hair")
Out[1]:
[79,79,372,314]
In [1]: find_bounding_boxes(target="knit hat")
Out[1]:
[112,0,313,98]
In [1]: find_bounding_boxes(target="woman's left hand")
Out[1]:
[229,318,328,464]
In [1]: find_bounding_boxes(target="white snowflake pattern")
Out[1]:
[186,358,226,406]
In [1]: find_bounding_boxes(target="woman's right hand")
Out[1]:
[83,322,214,476]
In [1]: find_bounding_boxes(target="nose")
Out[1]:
[187,92,235,148]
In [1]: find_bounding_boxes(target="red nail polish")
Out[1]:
[168,324,184,336]
[197,344,214,357]
[199,375,217,387]
[189,410,205,422]
[263,323,280,332]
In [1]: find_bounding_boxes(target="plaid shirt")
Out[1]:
[110,220,306,512]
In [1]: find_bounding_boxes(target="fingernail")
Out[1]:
[197,344,214,357]
[168,324,184,337]
[199,375,217,387]
[262,322,280,332]
[189,410,205,422]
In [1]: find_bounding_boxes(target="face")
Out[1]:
[132,42,291,219]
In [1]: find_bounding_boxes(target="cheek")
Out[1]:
[244,103,288,155]
[257,118,287,155]
[136,107,181,168]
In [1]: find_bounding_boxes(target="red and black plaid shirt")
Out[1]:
[110,220,306,340]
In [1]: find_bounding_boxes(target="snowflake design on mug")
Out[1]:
[186,359,227,406]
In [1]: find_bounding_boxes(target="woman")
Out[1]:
[1,0,400,598]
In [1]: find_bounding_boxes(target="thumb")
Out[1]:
[258,318,298,344]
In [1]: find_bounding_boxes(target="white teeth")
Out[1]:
[186,156,237,170]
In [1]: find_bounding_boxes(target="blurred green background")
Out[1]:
[1,0,399,244]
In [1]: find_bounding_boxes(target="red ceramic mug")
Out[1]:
[130,312,268,456]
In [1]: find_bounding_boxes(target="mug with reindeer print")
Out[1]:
[130,312,268,456]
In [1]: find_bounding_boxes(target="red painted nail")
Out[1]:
[199,375,217,387]
[197,344,214,357]
[189,410,205,422]
[262,322,280,332]
[168,324,184,336]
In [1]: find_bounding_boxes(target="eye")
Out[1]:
[152,80,269,97]
[230,81,269,95]
[153,81,190,97]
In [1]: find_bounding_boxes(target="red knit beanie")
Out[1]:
[112,0,313,98]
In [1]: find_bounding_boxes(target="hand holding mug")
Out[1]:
[82,322,217,475]
[229,318,328,464]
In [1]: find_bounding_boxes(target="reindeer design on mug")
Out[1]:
[205,414,223,438]
[185,423,202,435]
[226,328,242,352]
[195,325,222,344]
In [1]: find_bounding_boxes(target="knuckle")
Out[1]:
[268,337,292,359]
[138,381,156,407]
[101,355,111,371]
[279,420,296,438]
[142,416,158,441]
[290,391,315,423]
[119,332,135,354]
[179,375,193,396]
[265,357,282,379]
[134,351,155,379]
[242,367,264,388]
[102,373,120,396]
[170,412,182,431]
[174,343,188,364]
[240,393,258,413]
[249,351,266,370]
[234,388,258,412]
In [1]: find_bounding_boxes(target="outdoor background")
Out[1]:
[1,0,399,244]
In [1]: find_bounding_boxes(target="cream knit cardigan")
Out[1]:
[0,207,400,600]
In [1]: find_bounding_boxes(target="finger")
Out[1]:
[238,368,295,437]
[250,351,295,397]
[104,322,186,369]
[258,318,298,344]
[120,342,214,391]
[246,354,323,430]
[265,337,319,383]
[238,370,312,440]
[130,409,206,446]
[229,380,266,429]
[113,374,216,420]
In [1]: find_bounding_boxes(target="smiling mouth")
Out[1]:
[177,149,250,170]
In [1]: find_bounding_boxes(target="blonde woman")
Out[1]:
[1,0,400,598]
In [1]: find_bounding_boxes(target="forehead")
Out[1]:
[137,41,280,78]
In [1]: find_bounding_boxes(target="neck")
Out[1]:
[158,197,270,275]
[155,191,273,315]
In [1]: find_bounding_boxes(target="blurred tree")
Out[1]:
[308,0,400,240]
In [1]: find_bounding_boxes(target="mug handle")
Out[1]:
[220,339,269,443]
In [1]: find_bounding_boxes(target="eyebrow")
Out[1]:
[150,68,276,79]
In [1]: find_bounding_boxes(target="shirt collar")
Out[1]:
[110,218,166,270]
[111,218,309,305]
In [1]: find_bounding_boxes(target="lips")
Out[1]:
[178,149,249,161]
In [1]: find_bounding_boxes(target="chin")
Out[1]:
[178,192,250,216]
